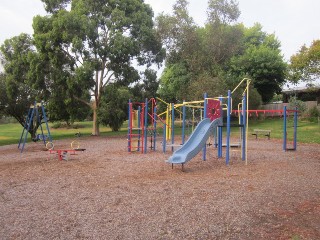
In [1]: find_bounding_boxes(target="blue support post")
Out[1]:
[283,106,287,151]
[218,96,223,158]
[182,101,186,144]
[153,106,157,151]
[242,94,246,161]
[202,93,208,161]
[41,102,52,143]
[20,101,37,153]
[293,107,298,150]
[36,104,45,144]
[163,123,166,153]
[127,99,132,152]
[137,106,141,151]
[144,98,148,153]
[226,90,231,165]
[18,108,32,149]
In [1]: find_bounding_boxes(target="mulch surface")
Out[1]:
[0,136,319,239]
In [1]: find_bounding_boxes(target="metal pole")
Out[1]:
[128,99,132,152]
[144,98,148,153]
[163,123,166,153]
[171,103,175,152]
[294,107,298,150]
[21,101,37,153]
[41,102,52,144]
[138,106,141,152]
[202,93,208,161]
[218,96,223,158]
[283,106,287,151]
[242,94,246,161]
[182,101,186,144]
[153,106,157,151]
[18,108,32,149]
[226,90,231,165]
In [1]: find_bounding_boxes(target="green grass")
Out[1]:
[0,121,128,147]
[247,118,320,144]
[0,118,319,146]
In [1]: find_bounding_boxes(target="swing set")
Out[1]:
[18,101,52,153]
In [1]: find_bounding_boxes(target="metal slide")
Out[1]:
[167,118,222,165]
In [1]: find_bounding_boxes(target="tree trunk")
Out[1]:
[92,101,100,136]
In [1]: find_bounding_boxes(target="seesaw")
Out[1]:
[46,141,86,161]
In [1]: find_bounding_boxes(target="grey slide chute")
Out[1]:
[167,118,222,164]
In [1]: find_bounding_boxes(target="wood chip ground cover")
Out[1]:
[0,136,319,239]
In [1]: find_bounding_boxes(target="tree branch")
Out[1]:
[102,72,115,88]
[73,95,91,107]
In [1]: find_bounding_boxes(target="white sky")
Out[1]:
[0,0,319,61]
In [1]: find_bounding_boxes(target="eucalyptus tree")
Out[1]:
[33,0,164,135]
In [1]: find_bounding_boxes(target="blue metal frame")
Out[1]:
[283,106,287,151]
[202,93,208,160]
[18,101,52,153]
[127,99,132,152]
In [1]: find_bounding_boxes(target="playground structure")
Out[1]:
[18,101,52,153]
[127,78,299,168]
[127,78,251,165]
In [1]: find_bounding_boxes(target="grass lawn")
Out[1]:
[248,118,320,144]
[0,121,128,147]
[0,118,319,146]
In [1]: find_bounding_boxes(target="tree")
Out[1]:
[228,24,287,103]
[157,1,286,104]
[289,40,320,85]
[130,69,159,101]
[98,84,130,131]
[207,0,240,25]
[0,34,41,138]
[157,0,244,102]
[33,0,164,135]
[0,32,90,135]
[158,62,192,102]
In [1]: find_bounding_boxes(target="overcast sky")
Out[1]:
[0,0,319,61]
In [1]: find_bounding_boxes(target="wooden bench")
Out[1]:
[252,129,271,139]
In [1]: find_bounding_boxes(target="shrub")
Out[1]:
[288,96,307,112]
[51,122,62,129]
[307,106,320,122]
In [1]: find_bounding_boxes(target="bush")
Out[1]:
[51,122,62,129]
[307,106,320,122]
[288,96,307,112]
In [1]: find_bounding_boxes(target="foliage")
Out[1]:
[157,1,286,105]
[98,85,131,131]
[207,0,240,25]
[228,24,287,103]
[288,96,306,113]
[33,0,165,135]
[157,62,192,102]
[0,34,40,138]
[289,40,320,84]
[0,32,90,134]
[130,69,159,101]
[306,106,320,122]
[156,0,196,64]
